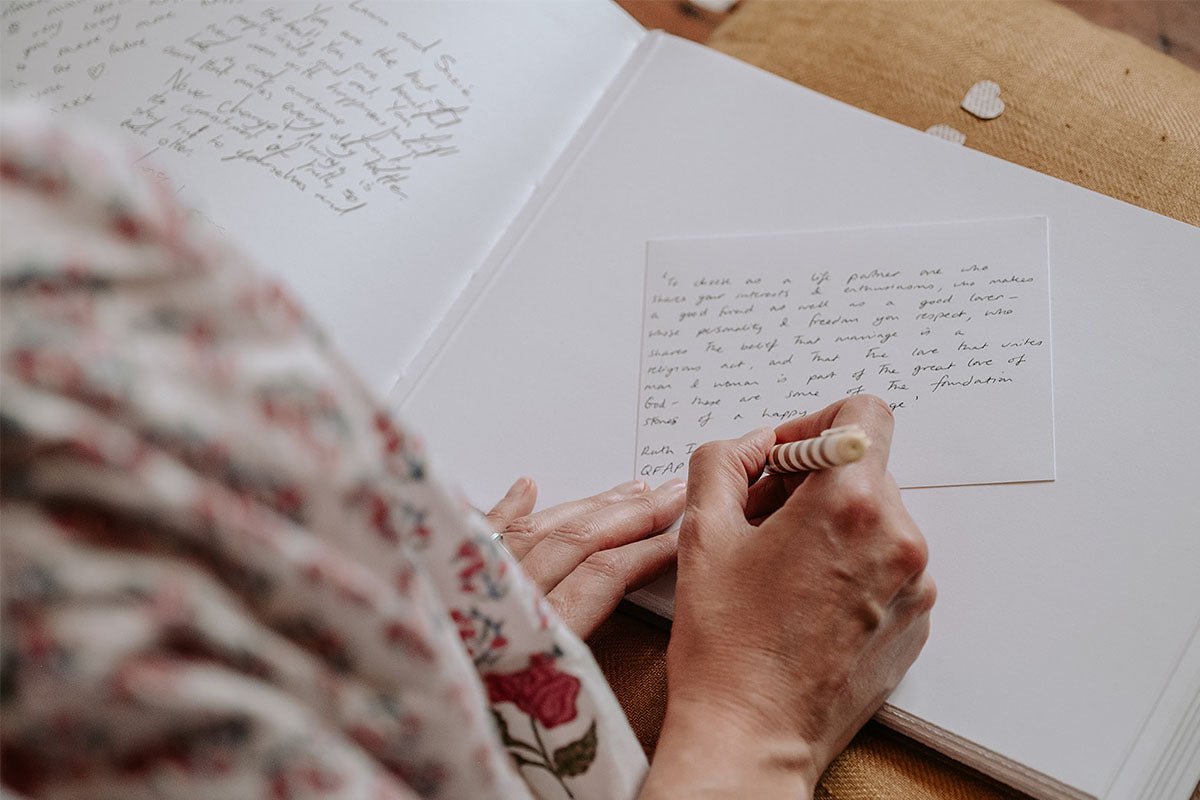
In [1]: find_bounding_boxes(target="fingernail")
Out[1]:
[508,476,531,495]
[661,477,686,493]
[613,479,648,494]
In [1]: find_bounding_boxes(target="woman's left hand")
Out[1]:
[484,477,685,639]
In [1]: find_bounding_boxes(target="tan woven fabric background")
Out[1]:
[588,1,1199,798]
[709,0,1200,227]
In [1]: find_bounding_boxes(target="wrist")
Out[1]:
[640,698,817,799]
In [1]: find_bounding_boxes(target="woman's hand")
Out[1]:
[484,476,685,639]
[641,395,936,798]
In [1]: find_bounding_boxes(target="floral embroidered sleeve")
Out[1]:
[0,105,646,800]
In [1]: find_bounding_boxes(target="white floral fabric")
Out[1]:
[0,105,646,800]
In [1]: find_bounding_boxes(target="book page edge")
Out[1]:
[875,704,1096,800]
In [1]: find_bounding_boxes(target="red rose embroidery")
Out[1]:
[485,654,581,729]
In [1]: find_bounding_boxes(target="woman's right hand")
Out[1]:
[640,395,936,798]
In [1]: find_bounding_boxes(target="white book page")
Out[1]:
[0,0,642,394]
[636,220,1054,488]
[403,35,1200,798]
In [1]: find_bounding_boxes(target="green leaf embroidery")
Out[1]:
[551,721,598,778]
[493,710,542,756]
[492,709,518,746]
[510,751,546,770]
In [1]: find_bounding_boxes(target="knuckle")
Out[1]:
[504,516,537,535]
[917,573,938,613]
[855,598,886,633]
[832,485,883,530]
[818,665,853,699]
[594,488,630,508]
[890,530,930,576]
[624,492,660,521]
[502,516,539,546]
[579,551,626,587]
[550,517,601,548]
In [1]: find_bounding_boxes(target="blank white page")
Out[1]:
[403,34,1200,798]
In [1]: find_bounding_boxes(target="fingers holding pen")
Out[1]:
[744,395,895,523]
[773,394,895,477]
[683,427,775,525]
[659,396,935,785]
[772,394,893,448]
[757,397,930,611]
[775,395,897,517]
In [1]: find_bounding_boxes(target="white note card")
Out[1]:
[635,218,1054,488]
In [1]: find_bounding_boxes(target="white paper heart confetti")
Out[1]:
[962,80,1004,120]
[925,124,966,145]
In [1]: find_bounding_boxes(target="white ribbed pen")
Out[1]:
[766,425,870,473]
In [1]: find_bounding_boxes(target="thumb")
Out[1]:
[684,427,776,523]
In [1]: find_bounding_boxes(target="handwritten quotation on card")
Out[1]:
[635,219,1055,488]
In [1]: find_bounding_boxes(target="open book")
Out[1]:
[4,3,1198,799]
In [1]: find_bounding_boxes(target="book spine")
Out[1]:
[391,32,667,406]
